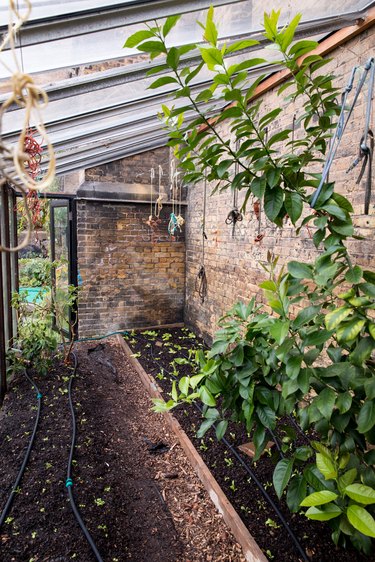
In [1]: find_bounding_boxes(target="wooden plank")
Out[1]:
[117,335,268,562]
[250,7,375,102]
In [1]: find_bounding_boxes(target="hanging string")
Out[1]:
[0,0,56,253]
[155,165,165,218]
[195,178,208,303]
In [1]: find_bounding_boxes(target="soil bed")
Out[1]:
[0,338,245,561]
[126,327,369,562]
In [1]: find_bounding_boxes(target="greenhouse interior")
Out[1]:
[0,1,375,560]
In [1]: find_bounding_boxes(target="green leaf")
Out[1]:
[357,400,375,434]
[303,329,332,347]
[315,388,336,420]
[336,391,352,414]
[204,7,218,46]
[300,490,338,507]
[338,468,357,490]
[251,176,266,199]
[215,420,228,440]
[350,337,375,366]
[345,265,363,284]
[199,386,216,407]
[171,380,178,401]
[217,159,233,178]
[269,320,289,344]
[178,376,189,395]
[289,40,318,57]
[305,504,341,521]
[345,484,375,505]
[337,318,366,343]
[200,47,223,69]
[347,505,375,538]
[163,15,181,37]
[325,306,351,331]
[358,282,375,299]
[365,378,375,400]
[281,13,301,50]
[273,458,294,499]
[330,221,354,237]
[294,446,313,461]
[284,192,303,225]
[226,39,259,54]
[149,76,178,89]
[264,186,283,221]
[321,203,347,221]
[137,40,167,54]
[196,418,215,438]
[287,261,313,280]
[316,452,337,480]
[293,305,321,329]
[124,29,155,48]
[287,475,307,513]
[256,406,276,429]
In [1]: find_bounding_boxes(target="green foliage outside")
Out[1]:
[19,258,56,287]
[126,9,375,553]
[9,283,78,376]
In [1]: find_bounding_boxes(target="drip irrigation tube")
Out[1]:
[132,333,310,562]
[0,370,42,529]
[66,352,104,562]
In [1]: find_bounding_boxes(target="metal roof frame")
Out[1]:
[0,0,245,49]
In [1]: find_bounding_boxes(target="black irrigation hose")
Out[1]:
[66,351,104,562]
[0,370,42,529]
[134,334,310,562]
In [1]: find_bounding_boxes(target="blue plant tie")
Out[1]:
[37,392,42,400]
[66,478,73,488]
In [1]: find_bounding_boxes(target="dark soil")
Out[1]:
[126,327,370,562]
[0,339,245,562]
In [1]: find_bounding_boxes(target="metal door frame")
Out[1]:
[50,196,78,339]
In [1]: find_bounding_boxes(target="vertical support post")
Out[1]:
[2,186,13,342]
[0,185,7,403]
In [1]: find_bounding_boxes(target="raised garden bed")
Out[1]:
[124,327,369,562]
[0,338,247,561]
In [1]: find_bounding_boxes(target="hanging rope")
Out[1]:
[195,178,208,303]
[346,58,375,214]
[311,57,374,208]
[0,0,56,253]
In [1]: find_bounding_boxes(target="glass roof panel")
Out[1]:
[0,1,150,25]
[0,0,371,79]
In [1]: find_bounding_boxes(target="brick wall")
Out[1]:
[184,27,375,342]
[85,146,172,188]
[77,200,185,337]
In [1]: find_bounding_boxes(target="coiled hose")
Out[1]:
[66,351,104,562]
[0,370,42,528]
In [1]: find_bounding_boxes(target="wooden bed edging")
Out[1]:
[117,335,268,562]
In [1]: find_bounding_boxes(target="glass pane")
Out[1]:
[51,204,70,333]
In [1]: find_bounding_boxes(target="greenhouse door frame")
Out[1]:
[49,195,78,340]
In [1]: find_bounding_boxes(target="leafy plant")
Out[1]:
[8,282,78,375]
[19,258,56,287]
[127,8,375,553]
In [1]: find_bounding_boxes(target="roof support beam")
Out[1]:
[0,0,244,49]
